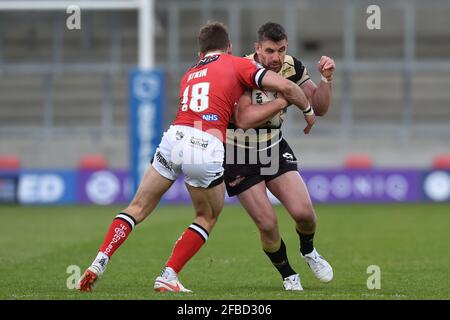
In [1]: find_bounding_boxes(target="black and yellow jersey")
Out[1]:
[245,53,310,87]
[226,53,310,149]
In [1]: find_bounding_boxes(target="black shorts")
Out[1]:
[224,138,298,197]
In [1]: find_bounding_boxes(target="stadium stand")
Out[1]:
[432,154,450,169]
[0,1,449,169]
[344,153,374,169]
[0,155,20,170]
[79,154,108,170]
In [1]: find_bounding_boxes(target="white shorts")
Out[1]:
[151,125,224,188]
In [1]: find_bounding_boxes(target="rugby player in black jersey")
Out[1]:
[225,22,335,290]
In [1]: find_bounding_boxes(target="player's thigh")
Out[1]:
[237,180,278,231]
[135,165,174,198]
[127,165,174,220]
[266,171,315,220]
[151,126,182,181]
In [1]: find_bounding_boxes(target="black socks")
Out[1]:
[297,230,315,256]
[263,239,296,279]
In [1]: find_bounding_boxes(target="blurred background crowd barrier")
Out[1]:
[0,0,449,205]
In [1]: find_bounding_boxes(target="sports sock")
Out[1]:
[160,266,177,281]
[296,228,315,256]
[90,251,109,274]
[165,223,209,273]
[99,213,136,258]
[263,238,297,279]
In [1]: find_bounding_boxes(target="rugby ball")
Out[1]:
[251,89,286,128]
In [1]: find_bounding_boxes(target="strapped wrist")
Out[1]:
[321,74,333,83]
[303,105,314,116]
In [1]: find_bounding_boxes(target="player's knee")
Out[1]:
[292,204,316,226]
[297,216,317,231]
[256,215,278,234]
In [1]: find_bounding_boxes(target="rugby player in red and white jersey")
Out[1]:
[77,21,314,293]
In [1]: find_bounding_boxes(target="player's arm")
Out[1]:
[233,56,314,133]
[301,56,335,116]
[233,91,288,130]
[260,70,315,134]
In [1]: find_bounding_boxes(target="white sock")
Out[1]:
[91,251,109,274]
[161,267,177,280]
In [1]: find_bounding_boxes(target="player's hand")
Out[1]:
[317,56,335,81]
[303,113,316,134]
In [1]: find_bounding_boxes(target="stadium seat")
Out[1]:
[432,153,450,169]
[343,153,374,169]
[79,154,108,170]
[0,154,20,170]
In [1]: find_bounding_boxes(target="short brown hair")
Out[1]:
[198,21,230,54]
[257,22,287,43]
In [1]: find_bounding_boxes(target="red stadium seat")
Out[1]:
[343,153,374,169]
[0,154,20,170]
[432,153,450,169]
[79,154,108,170]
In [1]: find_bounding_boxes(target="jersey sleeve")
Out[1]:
[232,56,267,90]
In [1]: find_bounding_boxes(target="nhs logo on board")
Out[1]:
[202,114,219,121]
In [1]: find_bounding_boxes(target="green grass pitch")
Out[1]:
[0,203,449,300]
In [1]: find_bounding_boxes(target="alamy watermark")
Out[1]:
[156,122,284,176]
[66,5,81,30]
[66,265,81,289]
[366,265,381,289]
[366,5,381,30]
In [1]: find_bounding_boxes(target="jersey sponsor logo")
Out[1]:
[282,152,297,163]
[202,113,219,121]
[228,175,245,187]
[175,130,185,140]
[193,55,219,68]
[189,137,209,149]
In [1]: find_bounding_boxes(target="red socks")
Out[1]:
[97,216,208,275]
[166,223,209,273]
[99,213,136,258]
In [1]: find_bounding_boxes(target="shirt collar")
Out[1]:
[204,51,223,57]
